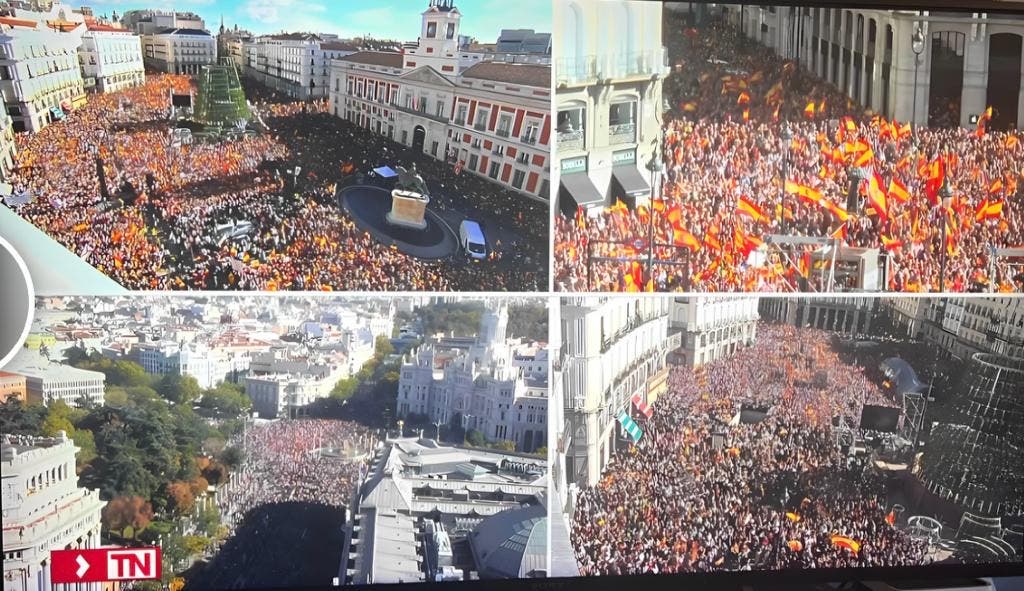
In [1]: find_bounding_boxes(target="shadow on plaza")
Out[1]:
[183,501,345,590]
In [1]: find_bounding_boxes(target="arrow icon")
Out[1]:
[75,554,89,578]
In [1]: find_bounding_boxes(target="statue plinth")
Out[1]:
[386,189,430,230]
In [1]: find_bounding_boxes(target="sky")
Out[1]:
[67,0,551,42]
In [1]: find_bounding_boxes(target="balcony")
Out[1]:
[392,103,448,124]
[519,134,537,146]
[601,311,665,354]
[454,117,466,126]
[558,128,584,152]
[607,122,636,145]
[555,48,668,86]
[496,128,510,138]
[473,122,487,131]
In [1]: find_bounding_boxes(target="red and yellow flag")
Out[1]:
[737,195,769,223]
[888,177,910,203]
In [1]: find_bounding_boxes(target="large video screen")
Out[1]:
[1,296,550,589]
[553,296,1024,580]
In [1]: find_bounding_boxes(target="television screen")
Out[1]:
[553,0,1024,295]
[552,295,1024,584]
[1,296,550,590]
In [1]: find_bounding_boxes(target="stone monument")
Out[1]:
[386,165,431,230]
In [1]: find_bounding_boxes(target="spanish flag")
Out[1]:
[666,204,683,227]
[976,106,993,137]
[787,540,804,552]
[737,195,769,223]
[737,91,751,105]
[888,177,910,203]
[742,107,750,123]
[822,199,850,222]
[804,101,816,119]
[734,226,764,258]
[785,512,802,522]
[681,101,698,113]
[975,199,1003,221]
[990,179,1004,194]
[673,227,702,252]
[831,536,862,553]
[831,223,848,241]
[1006,135,1019,149]
[866,171,889,222]
[853,146,875,168]
[881,235,903,252]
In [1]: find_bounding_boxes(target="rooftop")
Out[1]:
[154,27,211,36]
[321,41,359,52]
[338,50,403,68]
[267,32,320,42]
[461,61,550,88]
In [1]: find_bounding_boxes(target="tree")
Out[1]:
[330,376,358,400]
[164,481,195,516]
[534,446,548,457]
[506,302,549,341]
[375,335,395,357]
[189,475,210,496]
[466,429,486,447]
[0,398,47,435]
[70,428,97,466]
[156,374,201,405]
[101,496,154,538]
[490,439,517,452]
[200,458,228,486]
[220,445,244,468]
[198,382,252,417]
[182,535,211,556]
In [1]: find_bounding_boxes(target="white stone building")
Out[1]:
[887,297,1024,361]
[141,27,216,75]
[329,0,552,201]
[241,33,356,100]
[135,341,250,389]
[2,433,105,591]
[558,296,680,488]
[397,304,548,453]
[121,10,205,36]
[3,358,105,407]
[0,100,16,180]
[78,24,144,93]
[243,371,340,419]
[0,16,86,133]
[554,0,669,213]
[728,6,1024,130]
[670,296,760,368]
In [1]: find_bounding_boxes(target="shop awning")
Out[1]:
[612,164,651,197]
[560,172,604,208]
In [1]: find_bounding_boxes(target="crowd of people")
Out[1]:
[571,324,931,575]
[555,12,1024,293]
[217,419,375,527]
[8,74,547,291]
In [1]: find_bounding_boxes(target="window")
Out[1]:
[488,161,500,179]
[516,152,529,165]
[608,101,636,126]
[469,154,479,170]
[455,105,468,125]
[446,23,456,40]
[431,141,439,156]
[521,122,538,144]
[435,100,444,118]
[497,115,512,137]
[493,144,505,156]
[475,109,489,131]
[427,22,437,38]
[512,169,525,189]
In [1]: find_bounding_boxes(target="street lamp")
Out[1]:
[911,26,925,134]
[645,149,664,286]
[937,177,953,292]
[780,123,793,233]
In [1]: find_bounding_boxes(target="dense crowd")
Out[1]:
[571,324,930,575]
[555,12,1023,293]
[217,419,374,525]
[8,74,547,291]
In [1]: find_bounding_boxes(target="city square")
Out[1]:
[554,3,1024,293]
[0,0,550,292]
[550,296,1024,576]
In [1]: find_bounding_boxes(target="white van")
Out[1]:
[459,220,487,260]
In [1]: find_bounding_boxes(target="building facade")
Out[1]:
[4,360,105,407]
[0,371,27,402]
[2,433,105,591]
[397,304,548,453]
[240,33,356,100]
[141,28,216,75]
[670,296,760,368]
[78,24,144,93]
[121,10,205,36]
[760,296,879,336]
[887,297,1024,361]
[0,17,86,133]
[554,0,668,213]
[329,0,552,201]
[0,100,15,179]
[730,6,1024,130]
[559,296,680,489]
